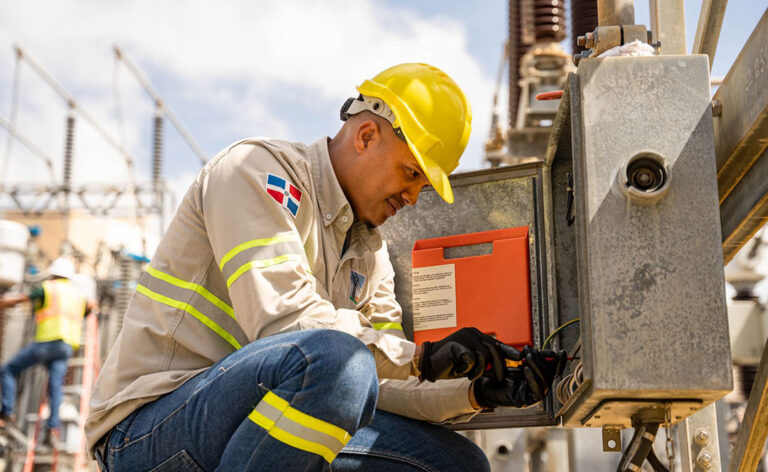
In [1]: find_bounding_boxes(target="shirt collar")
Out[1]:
[310,137,354,231]
[309,138,382,252]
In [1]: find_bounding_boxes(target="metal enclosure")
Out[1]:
[558,55,733,428]
[379,164,558,428]
[380,55,733,431]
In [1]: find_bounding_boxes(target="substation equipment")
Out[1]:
[382,1,768,470]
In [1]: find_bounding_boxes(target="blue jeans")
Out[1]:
[1,339,73,428]
[94,330,489,471]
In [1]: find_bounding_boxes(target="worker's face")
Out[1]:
[347,120,430,227]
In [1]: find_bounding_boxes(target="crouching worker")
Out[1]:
[86,63,565,471]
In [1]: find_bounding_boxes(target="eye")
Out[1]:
[409,167,421,179]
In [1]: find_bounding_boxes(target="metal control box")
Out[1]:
[557,55,733,428]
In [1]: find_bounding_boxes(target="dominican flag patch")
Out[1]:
[266,174,302,218]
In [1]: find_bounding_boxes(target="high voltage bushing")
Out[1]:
[63,112,76,194]
[534,0,566,42]
[571,0,599,54]
[509,0,536,129]
[509,0,521,129]
[152,110,164,188]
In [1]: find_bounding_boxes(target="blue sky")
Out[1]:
[0,1,764,204]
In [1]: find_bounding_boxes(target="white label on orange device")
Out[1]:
[412,263,457,331]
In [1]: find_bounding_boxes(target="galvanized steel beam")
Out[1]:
[693,0,728,67]
[680,403,723,472]
[715,10,768,262]
[649,0,686,55]
[721,147,768,264]
[728,339,768,471]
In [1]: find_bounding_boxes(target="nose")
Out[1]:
[401,181,426,207]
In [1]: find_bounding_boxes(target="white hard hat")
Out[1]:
[48,258,75,279]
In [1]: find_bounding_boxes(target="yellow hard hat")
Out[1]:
[355,63,472,204]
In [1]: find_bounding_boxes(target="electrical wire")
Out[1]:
[556,360,583,404]
[0,116,57,183]
[543,318,580,350]
[113,45,208,166]
[14,45,144,215]
[1,51,22,184]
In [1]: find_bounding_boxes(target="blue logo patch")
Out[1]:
[349,270,366,304]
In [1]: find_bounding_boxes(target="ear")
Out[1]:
[353,120,380,154]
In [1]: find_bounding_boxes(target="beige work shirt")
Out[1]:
[85,137,478,454]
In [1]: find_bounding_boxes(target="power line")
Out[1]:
[13,44,143,215]
[113,45,208,166]
[0,115,57,183]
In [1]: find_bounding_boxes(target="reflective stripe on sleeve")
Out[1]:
[371,322,403,331]
[146,266,235,320]
[219,232,300,270]
[136,284,242,350]
[226,254,307,288]
[248,391,351,463]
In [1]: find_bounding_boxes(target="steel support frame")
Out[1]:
[692,0,729,68]
[680,403,723,472]
[729,338,768,471]
[716,10,768,263]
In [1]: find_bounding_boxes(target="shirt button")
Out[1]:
[325,213,332,220]
[342,216,349,223]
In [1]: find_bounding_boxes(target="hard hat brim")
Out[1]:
[406,143,455,204]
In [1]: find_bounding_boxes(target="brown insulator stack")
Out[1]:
[509,0,521,130]
[534,0,567,42]
[509,0,536,129]
[571,0,599,53]
[62,113,76,195]
[152,113,163,187]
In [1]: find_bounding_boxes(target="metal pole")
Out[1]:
[649,0,687,55]
[693,0,728,68]
[597,0,634,26]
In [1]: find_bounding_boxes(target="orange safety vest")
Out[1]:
[34,279,87,349]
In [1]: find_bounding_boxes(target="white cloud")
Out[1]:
[0,0,495,225]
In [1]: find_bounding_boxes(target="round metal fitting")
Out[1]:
[618,152,670,204]
[697,451,713,469]
[694,428,711,446]
[493,441,513,461]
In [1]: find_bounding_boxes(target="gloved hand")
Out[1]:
[472,346,568,408]
[520,346,567,399]
[419,327,518,382]
[473,370,536,408]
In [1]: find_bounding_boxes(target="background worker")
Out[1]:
[0,257,92,447]
[86,63,565,471]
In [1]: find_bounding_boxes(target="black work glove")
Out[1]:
[419,327,517,382]
[472,346,568,408]
[520,346,567,399]
[473,370,537,408]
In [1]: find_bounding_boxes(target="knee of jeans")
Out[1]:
[459,437,491,472]
[308,331,378,412]
[308,330,376,375]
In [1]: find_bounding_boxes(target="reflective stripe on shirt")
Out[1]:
[219,232,310,288]
[372,322,403,331]
[248,391,351,463]
[137,267,245,351]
